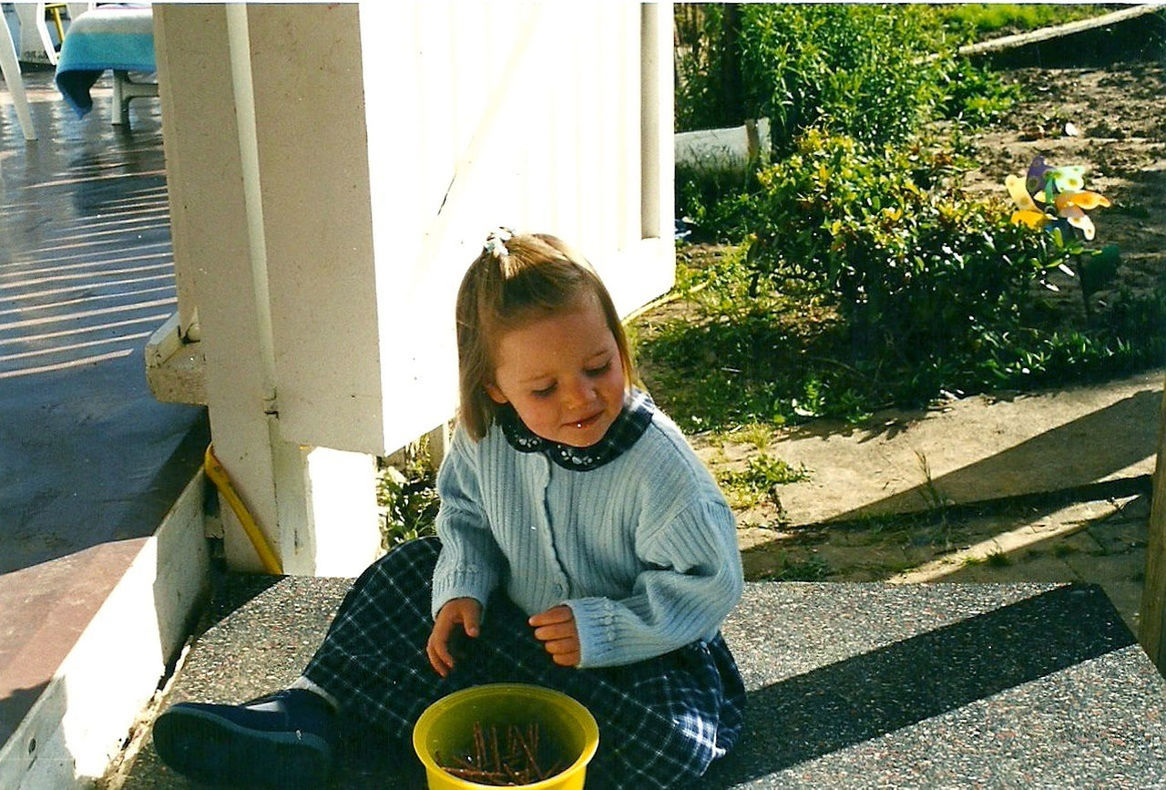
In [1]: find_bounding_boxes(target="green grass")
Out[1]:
[986,549,1014,567]
[929,4,1112,44]
[961,550,1012,568]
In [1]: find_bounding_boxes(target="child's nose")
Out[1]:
[562,376,594,407]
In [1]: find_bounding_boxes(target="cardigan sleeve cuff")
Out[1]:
[566,596,623,668]
[431,558,498,619]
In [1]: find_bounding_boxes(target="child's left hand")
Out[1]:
[529,605,581,667]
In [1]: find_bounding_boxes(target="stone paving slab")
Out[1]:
[118,575,1166,788]
[700,368,1163,527]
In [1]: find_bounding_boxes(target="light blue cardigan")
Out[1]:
[431,404,743,669]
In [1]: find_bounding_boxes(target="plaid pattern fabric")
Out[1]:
[498,388,654,471]
[303,538,745,789]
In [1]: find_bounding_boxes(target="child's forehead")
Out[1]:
[490,294,610,359]
[496,289,602,335]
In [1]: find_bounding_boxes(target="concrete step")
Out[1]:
[0,467,210,789]
[112,575,1166,788]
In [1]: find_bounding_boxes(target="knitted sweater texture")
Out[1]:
[431,404,743,669]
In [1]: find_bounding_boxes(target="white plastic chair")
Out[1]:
[1,10,36,140]
[10,3,94,66]
[12,2,57,65]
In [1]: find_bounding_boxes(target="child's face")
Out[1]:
[485,295,626,448]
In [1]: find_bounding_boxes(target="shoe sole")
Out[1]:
[152,706,332,789]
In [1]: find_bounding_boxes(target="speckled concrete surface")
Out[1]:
[118,577,1166,789]
[703,582,1165,788]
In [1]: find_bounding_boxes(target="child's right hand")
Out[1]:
[427,597,482,677]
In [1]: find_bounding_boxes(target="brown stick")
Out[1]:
[473,721,487,767]
[491,724,502,773]
[436,719,559,786]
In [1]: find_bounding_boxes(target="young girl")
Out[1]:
[153,230,746,789]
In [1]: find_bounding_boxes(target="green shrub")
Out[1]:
[675,4,740,133]
[377,450,439,549]
[673,5,1023,242]
[676,6,959,143]
[937,58,1025,124]
[736,5,952,153]
[745,130,1068,371]
[675,162,759,243]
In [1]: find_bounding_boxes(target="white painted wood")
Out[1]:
[148,12,196,341]
[642,1,674,241]
[243,5,385,458]
[154,5,281,574]
[351,2,675,456]
[1139,375,1166,668]
[151,2,673,567]
[12,2,56,65]
[154,5,379,575]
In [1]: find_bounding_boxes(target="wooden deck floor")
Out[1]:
[0,66,207,751]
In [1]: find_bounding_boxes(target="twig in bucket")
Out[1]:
[474,721,488,767]
[491,724,502,773]
[436,721,559,786]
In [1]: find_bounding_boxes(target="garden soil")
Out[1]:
[668,44,1166,634]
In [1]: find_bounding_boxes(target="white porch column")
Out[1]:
[153,5,379,576]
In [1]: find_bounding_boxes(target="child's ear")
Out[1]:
[485,383,508,404]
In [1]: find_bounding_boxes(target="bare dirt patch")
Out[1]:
[962,59,1166,317]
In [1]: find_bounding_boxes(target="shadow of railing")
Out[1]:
[831,388,1161,524]
[702,584,1135,786]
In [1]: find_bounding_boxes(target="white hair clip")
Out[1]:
[483,227,513,259]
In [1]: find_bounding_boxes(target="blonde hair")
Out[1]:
[455,231,635,441]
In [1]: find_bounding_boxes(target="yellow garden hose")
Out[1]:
[204,444,283,574]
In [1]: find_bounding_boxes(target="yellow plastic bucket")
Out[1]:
[413,683,599,789]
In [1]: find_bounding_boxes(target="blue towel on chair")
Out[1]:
[55,5,155,117]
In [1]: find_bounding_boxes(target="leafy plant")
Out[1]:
[377,443,440,549]
[719,452,809,509]
[673,5,1023,242]
[745,130,1061,375]
[937,57,1025,124]
[675,5,957,143]
[735,5,952,154]
[758,551,831,581]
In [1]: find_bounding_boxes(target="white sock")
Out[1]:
[290,676,340,712]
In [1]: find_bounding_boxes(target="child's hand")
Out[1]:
[427,597,481,677]
[529,606,581,667]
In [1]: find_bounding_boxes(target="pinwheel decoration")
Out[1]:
[1006,155,1111,241]
[1005,155,1119,312]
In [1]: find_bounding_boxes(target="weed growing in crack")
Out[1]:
[719,453,810,511]
[759,552,831,582]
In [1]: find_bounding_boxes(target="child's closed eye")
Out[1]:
[532,383,556,398]
[585,360,612,377]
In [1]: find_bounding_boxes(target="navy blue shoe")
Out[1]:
[152,688,338,788]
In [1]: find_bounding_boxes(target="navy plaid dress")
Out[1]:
[302,537,745,789]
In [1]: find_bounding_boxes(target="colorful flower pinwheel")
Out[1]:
[1005,154,1123,314]
[1006,154,1111,241]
